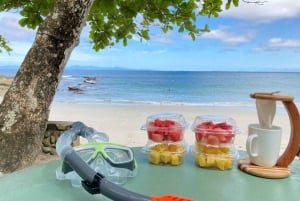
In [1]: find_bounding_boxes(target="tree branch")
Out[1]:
[242,0,267,5]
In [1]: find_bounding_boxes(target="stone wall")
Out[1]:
[42,121,79,155]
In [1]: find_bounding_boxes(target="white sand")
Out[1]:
[49,103,291,153]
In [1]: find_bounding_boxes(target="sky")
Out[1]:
[1,0,300,72]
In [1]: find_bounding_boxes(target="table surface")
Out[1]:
[1,148,300,201]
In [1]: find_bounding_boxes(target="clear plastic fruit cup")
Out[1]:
[141,113,188,166]
[142,113,188,143]
[142,142,187,166]
[191,114,239,147]
[193,143,237,170]
[191,114,239,170]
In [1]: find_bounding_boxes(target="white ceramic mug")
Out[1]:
[246,124,282,167]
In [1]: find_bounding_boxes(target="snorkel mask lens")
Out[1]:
[102,146,135,171]
[57,142,137,186]
[77,148,96,161]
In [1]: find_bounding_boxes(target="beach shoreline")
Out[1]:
[0,95,293,152]
[49,103,291,153]
[0,74,295,167]
[0,97,295,172]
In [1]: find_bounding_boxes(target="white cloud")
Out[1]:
[0,13,36,41]
[151,34,175,44]
[255,37,300,51]
[199,27,254,45]
[221,0,300,22]
[68,49,103,65]
[0,39,33,66]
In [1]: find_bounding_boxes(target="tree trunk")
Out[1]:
[0,0,94,173]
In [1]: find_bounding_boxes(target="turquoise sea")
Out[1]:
[1,66,300,108]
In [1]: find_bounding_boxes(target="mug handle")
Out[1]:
[246,134,258,157]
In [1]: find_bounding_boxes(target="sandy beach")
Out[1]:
[49,103,291,153]
[0,75,295,166]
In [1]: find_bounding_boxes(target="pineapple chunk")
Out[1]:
[160,151,171,164]
[206,156,216,167]
[149,143,184,165]
[224,158,233,169]
[216,157,233,170]
[216,158,226,170]
[152,144,168,152]
[204,147,219,154]
[219,147,230,154]
[170,154,181,165]
[149,150,160,164]
[195,153,206,167]
[196,143,204,152]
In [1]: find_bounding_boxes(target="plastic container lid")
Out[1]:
[191,114,238,132]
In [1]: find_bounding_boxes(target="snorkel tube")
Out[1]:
[56,122,194,201]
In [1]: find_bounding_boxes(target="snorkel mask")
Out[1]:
[56,121,193,201]
[56,122,137,186]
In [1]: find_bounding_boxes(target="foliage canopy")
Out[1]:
[0,0,239,52]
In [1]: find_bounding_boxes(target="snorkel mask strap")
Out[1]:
[56,121,108,159]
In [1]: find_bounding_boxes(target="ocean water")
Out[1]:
[1,66,300,109]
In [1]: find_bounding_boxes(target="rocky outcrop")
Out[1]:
[83,76,96,84]
[68,85,83,92]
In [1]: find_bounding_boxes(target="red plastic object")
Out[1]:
[151,195,194,201]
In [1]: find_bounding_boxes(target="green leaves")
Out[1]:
[139,29,150,40]
[225,0,239,10]
[200,24,210,32]
[0,0,240,53]
[233,0,239,7]
[200,0,223,18]
[226,0,232,9]
[0,0,28,11]
[19,7,43,29]
[91,0,206,50]
[19,0,53,29]
[0,35,12,54]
